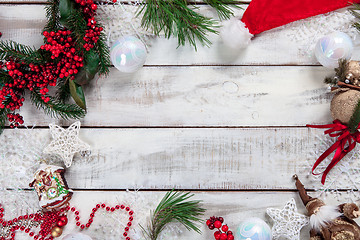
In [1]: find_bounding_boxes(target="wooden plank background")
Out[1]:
[1,2,359,240]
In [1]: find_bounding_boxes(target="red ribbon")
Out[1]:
[307,120,360,184]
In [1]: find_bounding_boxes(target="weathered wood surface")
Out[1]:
[0,127,334,190]
[7,66,333,127]
[1,5,357,66]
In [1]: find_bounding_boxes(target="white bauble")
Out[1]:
[315,32,353,68]
[110,36,147,73]
[220,18,253,50]
[235,217,271,240]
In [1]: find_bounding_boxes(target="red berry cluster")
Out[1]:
[83,18,103,51]
[0,204,68,240]
[41,30,84,80]
[74,0,97,17]
[206,216,234,240]
[6,113,24,128]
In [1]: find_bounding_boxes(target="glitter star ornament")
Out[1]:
[266,198,309,240]
[43,121,90,167]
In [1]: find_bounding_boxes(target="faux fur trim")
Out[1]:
[310,205,342,230]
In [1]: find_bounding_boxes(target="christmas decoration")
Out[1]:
[234,218,271,240]
[0,201,135,239]
[29,164,73,210]
[141,190,205,240]
[138,0,240,50]
[206,216,234,240]
[110,36,147,73]
[308,59,360,184]
[0,0,110,132]
[266,198,309,240]
[43,121,90,168]
[294,174,360,240]
[314,32,353,68]
[62,233,93,239]
[220,0,359,49]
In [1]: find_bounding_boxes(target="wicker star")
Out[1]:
[266,198,309,240]
[44,121,90,168]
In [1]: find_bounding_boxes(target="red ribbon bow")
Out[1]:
[307,120,360,184]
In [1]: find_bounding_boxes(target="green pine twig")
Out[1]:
[44,0,61,32]
[203,0,240,20]
[139,0,218,50]
[31,90,86,120]
[141,190,205,240]
[0,108,10,134]
[348,100,360,133]
[324,59,348,85]
[0,41,45,64]
[95,26,111,75]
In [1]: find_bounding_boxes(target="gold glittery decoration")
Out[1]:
[330,89,360,124]
[346,61,360,86]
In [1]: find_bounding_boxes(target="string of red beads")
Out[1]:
[68,203,134,240]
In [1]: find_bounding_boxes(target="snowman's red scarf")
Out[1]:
[307,120,360,184]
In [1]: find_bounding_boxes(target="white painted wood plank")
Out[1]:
[1,5,356,65]
[15,66,333,127]
[0,127,337,190]
[1,191,356,240]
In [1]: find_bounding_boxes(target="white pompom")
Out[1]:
[220,18,253,49]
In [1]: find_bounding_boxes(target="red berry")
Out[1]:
[227,231,233,235]
[220,233,228,240]
[227,235,234,240]
[219,217,224,223]
[209,223,215,230]
[214,220,222,229]
[206,220,211,226]
[221,225,229,232]
[214,231,221,240]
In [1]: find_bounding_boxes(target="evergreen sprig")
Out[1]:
[44,0,61,32]
[31,90,86,120]
[324,59,348,85]
[0,41,45,65]
[138,0,241,49]
[95,28,111,75]
[204,0,239,20]
[0,108,10,134]
[141,190,205,240]
[139,0,218,50]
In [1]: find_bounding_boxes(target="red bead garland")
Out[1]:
[0,203,134,240]
[68,203,134,240]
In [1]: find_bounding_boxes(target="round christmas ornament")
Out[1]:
[62,233,93,240]
[110,36,147,73]
[314,32,353,68]
[235,218,271,240]
[220,0,359,49]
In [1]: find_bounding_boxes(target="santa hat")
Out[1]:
[221,0,360,49]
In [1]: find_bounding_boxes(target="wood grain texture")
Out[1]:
[3,191,357,240]
[13,66,333,127]
[1,127,330,190]
[1,5,357,65]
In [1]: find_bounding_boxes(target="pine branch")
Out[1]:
[56,77,71,102]
[0,69,13,86]
[64,8,87,52]
[0,41,45,64]
[142,190,205,240]
[323,59,348,85]
[44,0,61,32]
[95,25,111,75]
[30,90,86,120]
[0,108,9,134]
[348,100,360,133]
[139,0,218,50]
[203,0,240,20]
